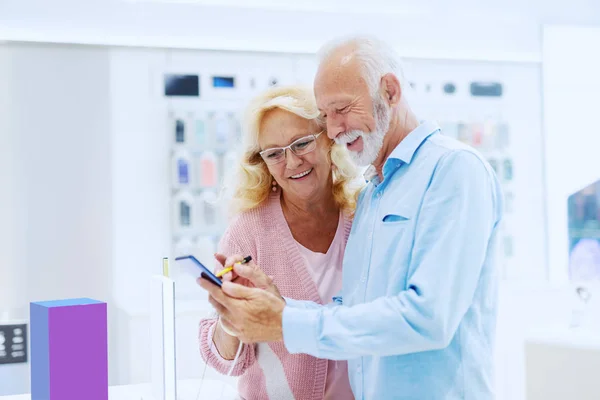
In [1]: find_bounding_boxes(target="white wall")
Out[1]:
[543,25,600,283]
[2,0,599,61]
[0,42,119,391]
[0,41,30,398]
[0,45,27,316]
[0,0,542,61]
[109,48,171,315]
[12,43,113,305]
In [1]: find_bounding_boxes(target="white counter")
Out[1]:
[525,327,600,400]
[0,379,237,400]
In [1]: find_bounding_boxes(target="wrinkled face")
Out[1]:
[258,108,332,201]
[314,56,391,166]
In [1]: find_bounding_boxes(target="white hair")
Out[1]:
[317,35,407,97]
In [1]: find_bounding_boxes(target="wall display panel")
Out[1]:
[163,51,546,304]
[162,51,297,302]
[400,59,546,281]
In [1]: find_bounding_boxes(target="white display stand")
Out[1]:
[150,274,177,400]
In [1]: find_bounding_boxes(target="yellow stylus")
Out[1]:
[215,255,252,278]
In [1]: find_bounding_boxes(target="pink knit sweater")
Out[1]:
[198,192,352,400]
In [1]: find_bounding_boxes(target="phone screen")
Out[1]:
[174,255,222,287]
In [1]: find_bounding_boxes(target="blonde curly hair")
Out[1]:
[228,85,363,216]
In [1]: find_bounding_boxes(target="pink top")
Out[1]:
[198,192,355,400]
[295,213,354,400]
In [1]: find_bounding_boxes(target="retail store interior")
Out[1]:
[1,1,600,399]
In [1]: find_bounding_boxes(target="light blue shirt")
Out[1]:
[283,121,503,399]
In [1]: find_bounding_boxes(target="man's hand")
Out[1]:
[214,253,247,285]
[214,253,282,300]
[198,278,286,343]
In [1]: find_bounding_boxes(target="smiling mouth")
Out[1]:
[290,168,313,179]
[346,137,359,148]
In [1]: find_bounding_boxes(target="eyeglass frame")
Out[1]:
[258,131,324,165]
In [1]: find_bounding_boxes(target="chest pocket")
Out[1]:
[366,202,418,297]
[381,213,410,223]
[376,202,417,262]
[379,203,415,225]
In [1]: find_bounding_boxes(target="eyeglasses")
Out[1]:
[259,132,323,165]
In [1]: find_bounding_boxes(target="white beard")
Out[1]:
[334,96,391,167]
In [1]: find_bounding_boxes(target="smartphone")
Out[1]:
[174,255,222,287]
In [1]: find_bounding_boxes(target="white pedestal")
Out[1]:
[150,275,177,400]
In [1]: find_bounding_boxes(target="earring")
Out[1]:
[272,179,277,192]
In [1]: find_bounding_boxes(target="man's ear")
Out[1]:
[380,73,402,107]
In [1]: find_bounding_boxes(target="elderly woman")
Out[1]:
[198,85,360,400]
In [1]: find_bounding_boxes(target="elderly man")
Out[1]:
[201,36,503,399]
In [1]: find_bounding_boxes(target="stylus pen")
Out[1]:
[215,255,252,278]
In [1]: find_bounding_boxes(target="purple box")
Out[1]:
[30,298,108,400]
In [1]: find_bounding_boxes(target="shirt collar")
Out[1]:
[362,121,441,183]
[363,165,377,182]
[388,120,440,164]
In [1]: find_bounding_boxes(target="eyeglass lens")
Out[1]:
[261,136,317,164]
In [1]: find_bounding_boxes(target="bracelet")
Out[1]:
[218,317,238,337]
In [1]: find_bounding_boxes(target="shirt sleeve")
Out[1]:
[282,150,500,360]
[284,289,343,309]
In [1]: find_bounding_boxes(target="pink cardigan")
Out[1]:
[198,192,352,400]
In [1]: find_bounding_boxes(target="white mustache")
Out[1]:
[334,130,363,146]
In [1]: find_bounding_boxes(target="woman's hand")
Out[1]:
[201,253,283,345]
